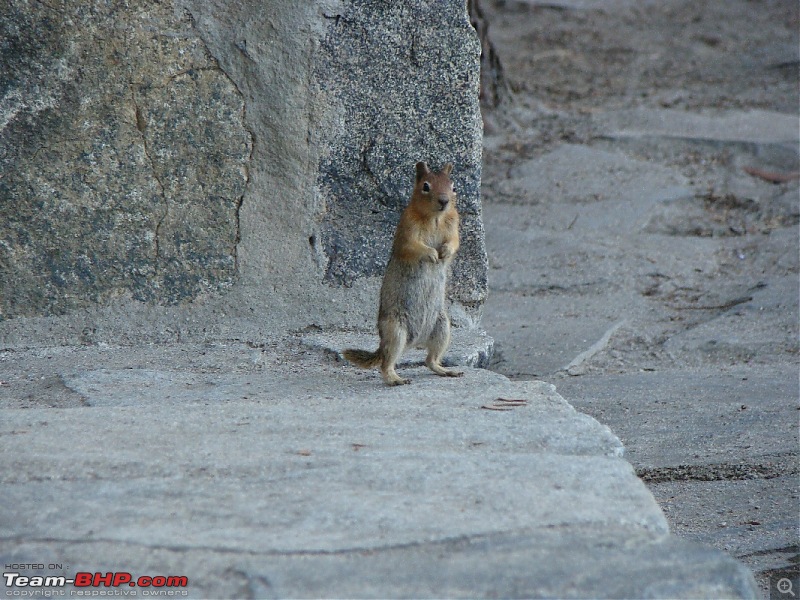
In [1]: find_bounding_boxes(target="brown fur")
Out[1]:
[343,161,463,385]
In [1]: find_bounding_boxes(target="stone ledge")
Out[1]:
[0,343,757,597]
[301,327,495,369]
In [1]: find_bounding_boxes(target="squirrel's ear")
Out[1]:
[442,163,454,176]
[415,161,430,182]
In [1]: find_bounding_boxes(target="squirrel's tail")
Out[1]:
[342,348,381,369]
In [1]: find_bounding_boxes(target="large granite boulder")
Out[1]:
[1,1,251,316]
[0,0,486,343]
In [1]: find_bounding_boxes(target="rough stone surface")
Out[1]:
[301,326,495,369]
[0,0,487,340]
[314,2,487,309]
[0,340,757,598]
[595,107,799,146]
[477,0,798,592]
[0,1,252,317]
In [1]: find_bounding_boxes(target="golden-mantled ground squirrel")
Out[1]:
[343,161,463,385]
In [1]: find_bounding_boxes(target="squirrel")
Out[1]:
[343,161,464,386]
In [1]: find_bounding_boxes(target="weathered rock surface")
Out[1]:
[0,340,758,598]
[1,1,251,316]
[477,0,798,592]
[314,3,486,311]
[0,0,487,340]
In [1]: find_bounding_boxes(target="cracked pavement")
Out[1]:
[477,0,799,594]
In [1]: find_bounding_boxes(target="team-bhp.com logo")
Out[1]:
[4,571,189,596]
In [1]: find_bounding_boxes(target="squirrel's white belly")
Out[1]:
[380,259,447,347]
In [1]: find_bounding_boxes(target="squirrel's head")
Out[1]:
[412,161,456,215]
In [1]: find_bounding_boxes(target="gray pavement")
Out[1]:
[1,339,756,598]
[478,1,799,596]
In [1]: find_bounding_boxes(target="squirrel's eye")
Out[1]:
[422,182,431,193]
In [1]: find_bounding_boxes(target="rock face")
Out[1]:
[0,0,486,340]
[314,3,485,310]
[1,2,252,317]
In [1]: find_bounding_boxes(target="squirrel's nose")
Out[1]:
[438,196,449,209]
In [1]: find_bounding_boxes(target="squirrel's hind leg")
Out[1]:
[425,312,464,378]
[379,318,411,386]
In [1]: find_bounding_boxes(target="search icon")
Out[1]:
[778,578,796,597]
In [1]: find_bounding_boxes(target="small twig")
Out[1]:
[566,213,579,230]
[495,398,528,405]
[743,166,800,184]
[481,398,528,411]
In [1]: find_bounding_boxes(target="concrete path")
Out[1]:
[477,1,799,596]
[1,339,756,598]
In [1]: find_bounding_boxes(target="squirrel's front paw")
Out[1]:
[438,243,454,260]
[425,247,439,263]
